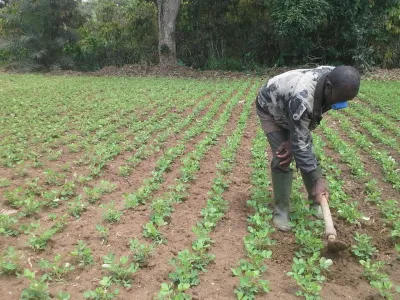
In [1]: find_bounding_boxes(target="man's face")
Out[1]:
[324,83,358,106]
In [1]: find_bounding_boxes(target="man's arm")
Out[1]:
[286,95,329,203]
[287,96,321,179]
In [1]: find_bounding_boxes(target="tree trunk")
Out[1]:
[157,0,180,66]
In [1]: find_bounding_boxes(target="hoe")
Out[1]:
[320,193,348,252]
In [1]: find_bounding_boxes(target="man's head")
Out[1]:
[323,66,360,106]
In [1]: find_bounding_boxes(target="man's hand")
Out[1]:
[276,140,293,167]
[312,178,329,204]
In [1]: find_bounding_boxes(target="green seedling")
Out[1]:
[96,225,109,244]
[129,239,153,267]
[0,214,18,236]
[29,216,66,251]
[42,190,61,208]
[102,253,138,288]
[19,221,40,235]
[38,254,74,281]
[29,228,57,251]
[48,213,57,221]
[61,163,71,172]
[0,177,11,187]
[56,291,71,300]
[0,246,22,275]
[83,276,119,300]
[157,282,191,300]
[84,187,103,203]
[20,269,51,300]
[24,177,43,196]
[351,233,377,260]
[143,221,165,244]
[68,195,88,218]
[71,240,94,267]
[68,143,80,153]
[44,169,66,186]
[287,255,333,299]
[97,180,117,194]
[118,165,132,177]
[100,202,122,223]
[20,197,43,217]
[4,187,25,207]
[150,198,173,226]
[60,181,76,199]
[360,259,398,299]
[232,260,270,300]
[48,149,63,161]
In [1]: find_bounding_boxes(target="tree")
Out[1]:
[75,0,157,69]
[157,0,180,65]
[0,0,83,71]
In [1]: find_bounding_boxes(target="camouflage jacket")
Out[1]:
[256,66,334,174]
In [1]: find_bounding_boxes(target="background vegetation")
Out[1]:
[0,0,399,71]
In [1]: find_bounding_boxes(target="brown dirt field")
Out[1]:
[0,74,399,300]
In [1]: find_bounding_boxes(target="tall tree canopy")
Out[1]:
[0,0,83,71]
[1,0,399,70]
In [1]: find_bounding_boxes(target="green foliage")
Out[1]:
[83,277,119,300]
[38,254,74,282]
[351,233,378,260]
[287,255,333,299]
[0,177,10,187]
[97,180,117,194]
[0,246,21,275]
[68,195,88,218]
[73,0,157,70]
[0,214,18,236]
[157,282,191,300]
[0,0,83,71]
[177,0,400,68]
[360,259,398,299]
[96,224,109,244]
[71,240,94,267]
[20,269,51,300]
[102,253,139,288]
[129,238,153,267]
[100,201,122,223]
[84,186,103,204]
[232,261,270,299]
[29,216,66,251]
[143,221,164,244]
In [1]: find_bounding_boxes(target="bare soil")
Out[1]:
[0,73,399,300]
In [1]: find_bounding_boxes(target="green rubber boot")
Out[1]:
[301,170,323,219]
[272,172,293,232]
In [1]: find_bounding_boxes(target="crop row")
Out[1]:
[313,132,399,299]
[157,89,253,299]
[344,106,399,150]
[1,82,249,257]
[326,113,400,191]
[357,81,400,120]
[75,82,255,298]
[349,101,400,138]
[0,83,244,247]
[231,128,272,299]
[0,77,201,168]
[0,80,254,299]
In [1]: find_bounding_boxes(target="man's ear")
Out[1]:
[324,77,332,88]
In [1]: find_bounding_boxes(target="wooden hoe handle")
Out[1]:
[319,193,337,241]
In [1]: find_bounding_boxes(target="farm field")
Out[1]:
[0,74,399,300]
